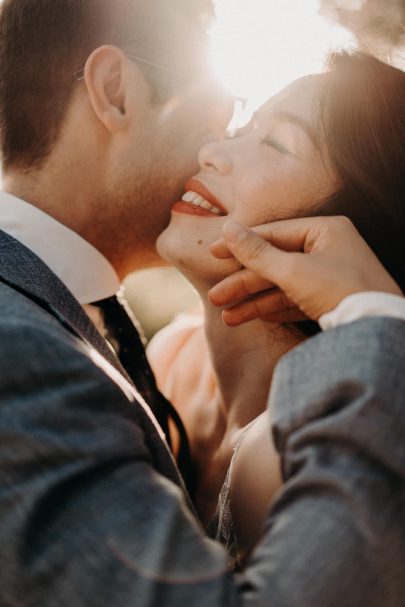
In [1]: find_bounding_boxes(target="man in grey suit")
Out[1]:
[0,1,404,606]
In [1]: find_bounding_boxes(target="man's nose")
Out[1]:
[211,91,238,137]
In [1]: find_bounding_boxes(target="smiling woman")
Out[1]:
[149,51,405,565]
[152,71,336,537]
[156,74,334,285]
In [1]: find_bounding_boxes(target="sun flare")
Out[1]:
[210,0,355,123]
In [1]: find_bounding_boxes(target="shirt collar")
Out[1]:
[0,192,120,304]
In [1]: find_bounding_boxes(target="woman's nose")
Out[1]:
[198,141,233,175]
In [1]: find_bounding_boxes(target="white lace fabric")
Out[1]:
[206,424,254,569]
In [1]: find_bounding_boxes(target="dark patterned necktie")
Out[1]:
[93,293,191,480]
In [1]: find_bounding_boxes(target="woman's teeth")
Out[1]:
[181,191,223,215]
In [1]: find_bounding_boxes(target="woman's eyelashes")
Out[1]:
[259,135,290,154]
[225,121,291,156]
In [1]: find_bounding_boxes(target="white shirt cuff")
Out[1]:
[319,292,405,331]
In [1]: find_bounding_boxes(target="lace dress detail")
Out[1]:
[206,424,253,568]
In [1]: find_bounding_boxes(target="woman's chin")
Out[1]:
[156,228,240,288]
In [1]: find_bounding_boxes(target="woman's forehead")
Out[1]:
[258,74,324,122]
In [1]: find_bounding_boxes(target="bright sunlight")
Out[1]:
[210,0,355,121]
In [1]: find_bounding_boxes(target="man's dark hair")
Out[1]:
[0,0,214,170]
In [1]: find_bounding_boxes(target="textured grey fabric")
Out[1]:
[0,229,404,606]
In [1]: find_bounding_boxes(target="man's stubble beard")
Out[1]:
[97,169,186,276]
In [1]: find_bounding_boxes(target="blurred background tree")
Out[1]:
[319,0,405,60]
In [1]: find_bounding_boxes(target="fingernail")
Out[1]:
[209,238,223,251]
[223,220,247,243]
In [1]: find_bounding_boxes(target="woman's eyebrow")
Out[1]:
[272,111,320,150]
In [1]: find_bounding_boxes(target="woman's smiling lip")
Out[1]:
[171,178,228,217]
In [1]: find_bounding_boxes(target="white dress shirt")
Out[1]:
[319,292,405,330]
[0,192,120,332]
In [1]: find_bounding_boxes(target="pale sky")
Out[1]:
[210,0,355,121]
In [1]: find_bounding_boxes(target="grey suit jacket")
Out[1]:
[0,229,404,606]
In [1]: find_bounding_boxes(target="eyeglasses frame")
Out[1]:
[73,53,183,82]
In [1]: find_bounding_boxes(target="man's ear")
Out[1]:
[83,45,132,133]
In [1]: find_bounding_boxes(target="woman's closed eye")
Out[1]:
[259,135,290,155]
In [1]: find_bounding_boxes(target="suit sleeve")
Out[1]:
[242,316,405,607]
[0,315,404,606]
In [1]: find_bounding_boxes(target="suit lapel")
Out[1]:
[0,230,124,372]
[0,230,187,490]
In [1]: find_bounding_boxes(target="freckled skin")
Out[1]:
[198,240,203,245]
